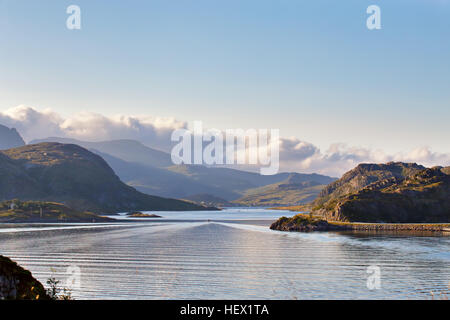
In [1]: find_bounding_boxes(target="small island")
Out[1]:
[271,163,450,233]
[270,214,346,232]
[270,213,450,232]
[126,211,162,218]
[0,200,114,223]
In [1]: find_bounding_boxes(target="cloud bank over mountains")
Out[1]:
[0,105,186,153]
[1,105,449,177]
[279,140,450,176]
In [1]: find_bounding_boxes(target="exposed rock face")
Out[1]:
[0,255,49,300]
[0,142,213,213]
[270,215,346,232]
[314,162,425,208]
[0,125,25,150]
[313,163,450,223]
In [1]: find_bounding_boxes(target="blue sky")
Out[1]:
[0,0,449,156]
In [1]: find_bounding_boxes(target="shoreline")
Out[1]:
[330,222,450,232]
[270,213,450,233]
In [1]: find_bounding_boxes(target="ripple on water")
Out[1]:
[0,213,449,300]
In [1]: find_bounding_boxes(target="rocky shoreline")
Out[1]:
[270,215,347,232]
[270,214,450,233]
[0,255,49,300]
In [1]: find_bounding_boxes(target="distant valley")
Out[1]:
[32,137,336,207]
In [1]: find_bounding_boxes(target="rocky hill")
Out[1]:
[312,163,450,223]
[0,124,25,150]
[0,143,212,213]
[313,162,425,208]
[31,137,173,167]
[0,255,49,300]
[234,173,335,206]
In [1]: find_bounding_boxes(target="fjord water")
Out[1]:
[0,208,448,300]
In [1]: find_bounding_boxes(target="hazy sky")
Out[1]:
[1,0,449,156]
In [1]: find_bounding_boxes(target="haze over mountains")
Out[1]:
[2,125,450,223]
[0,142,209,213]
[31,137,336,206]
[234,173,335,206]
[0,124,25,150]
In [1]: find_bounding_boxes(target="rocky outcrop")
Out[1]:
[270,215,347,232]
[0,125,25,150]
[313,162,425,208]
[312,164,450,223]
[0,255,49,300]
[270,215,450,233]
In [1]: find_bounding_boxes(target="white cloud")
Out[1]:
[0,105,186,152]
[278,140,450,177]
[0,105,65,140]
[393,147,450,167]
[1,105,449,177]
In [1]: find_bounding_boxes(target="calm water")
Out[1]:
[0,208,449,300]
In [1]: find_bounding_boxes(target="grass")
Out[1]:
[269,204,313,212]
[0,199,112,222]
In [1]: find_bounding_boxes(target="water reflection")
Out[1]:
[0,209,448,300]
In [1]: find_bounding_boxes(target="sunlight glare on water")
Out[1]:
[0,209,449,300]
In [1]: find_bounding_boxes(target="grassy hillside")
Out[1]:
[166,164,292,199]
[31,137,173,167]
[0,200,113,222]
[31,137,336,205]
[94,151,235,199]
[312,162,425,209]
[234,173,335,206]
[0,143,212,213]
[312,163,450,223]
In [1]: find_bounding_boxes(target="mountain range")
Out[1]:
[3,126,450,223]
[0,142,210,213]
[31,137,335,206]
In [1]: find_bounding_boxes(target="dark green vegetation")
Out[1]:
[32,137,335,206]
[126,212,162,218]
[0,142,212,213]
[270,214,450,232]
[0,200,113,222]
[274,163,450,226]
[0,255,50,300]
[0,124,25,150]
[270,214,345,232]
[313,163,450,223]
[32,137,173,167]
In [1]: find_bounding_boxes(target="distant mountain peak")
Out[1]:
[0,124,25,150]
